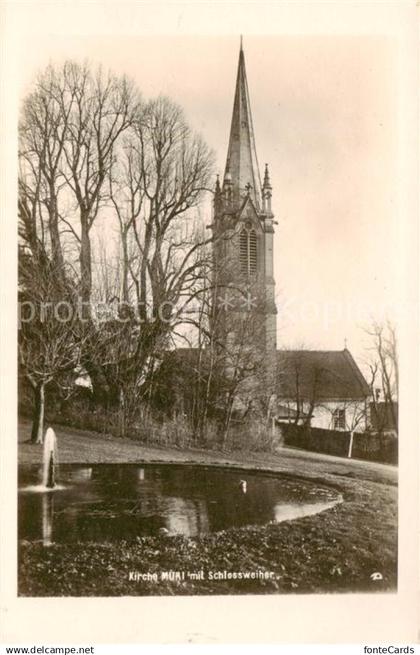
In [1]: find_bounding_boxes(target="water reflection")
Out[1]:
[42,494,53,546]
[274,500,338,523]
[18,464,341,544]
[164,497,210,535]
[71,467,93,482]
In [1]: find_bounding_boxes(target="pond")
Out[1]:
[18,463,341,544]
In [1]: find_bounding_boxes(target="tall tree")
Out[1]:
[103,97,215,421]
[19,65,72,271]
[18,252,92,443]
[58,62,141,303]
[18,61,217,440]
[365,320,398,433]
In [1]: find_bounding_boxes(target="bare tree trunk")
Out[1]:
[48,190,65,275]
[18,194,42,261]
[222,393,234,449]
[80,217,92,304]
[121,228,130,303]
[118,388,126,438]
[200,363,214,443]
[192,335,204,440]
[31,382,45,444]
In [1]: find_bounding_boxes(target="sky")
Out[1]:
[17,33,399,366]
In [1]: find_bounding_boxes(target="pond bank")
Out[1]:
[18,419,398,596]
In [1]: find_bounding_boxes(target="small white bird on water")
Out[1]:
[239,480,247,494]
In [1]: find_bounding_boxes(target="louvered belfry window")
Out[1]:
[249,230,257,274]
[239,227,257,275]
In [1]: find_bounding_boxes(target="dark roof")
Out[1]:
[168,347,370,401]
[276,349,370,401]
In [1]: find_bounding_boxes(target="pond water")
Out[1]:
[18,464,341,544]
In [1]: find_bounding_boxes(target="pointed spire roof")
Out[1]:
[224,40,262,209]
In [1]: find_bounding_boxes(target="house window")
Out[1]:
[333,408,346,430]
[239,228,257,275]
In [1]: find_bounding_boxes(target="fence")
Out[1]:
[351,431,398,465]
[280,423,397,465]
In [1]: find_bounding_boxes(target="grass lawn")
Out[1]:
[18,419,398,596]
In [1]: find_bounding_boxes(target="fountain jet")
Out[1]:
[42,427,58,489]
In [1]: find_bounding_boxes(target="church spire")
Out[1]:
[223,40,262,209]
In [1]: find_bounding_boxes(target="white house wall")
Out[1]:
[280,399,369,431]
[311,402,366,431]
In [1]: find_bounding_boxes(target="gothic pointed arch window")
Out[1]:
[239,225,257,276]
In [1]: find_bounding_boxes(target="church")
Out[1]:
[208,41,371,433]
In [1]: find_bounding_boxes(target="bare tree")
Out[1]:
[110,97,214,314]
[364,320,398,433]
[101,97,215,421]
[18,252,92,443]
[18,61,142,302]
[18,62,217,442]
[57,62,141,303]
[19,61,143,409]
[19,65,71,272]
[275,347,322,426]
[146,238,271,448]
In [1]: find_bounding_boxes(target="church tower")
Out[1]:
[212,41,277,391]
